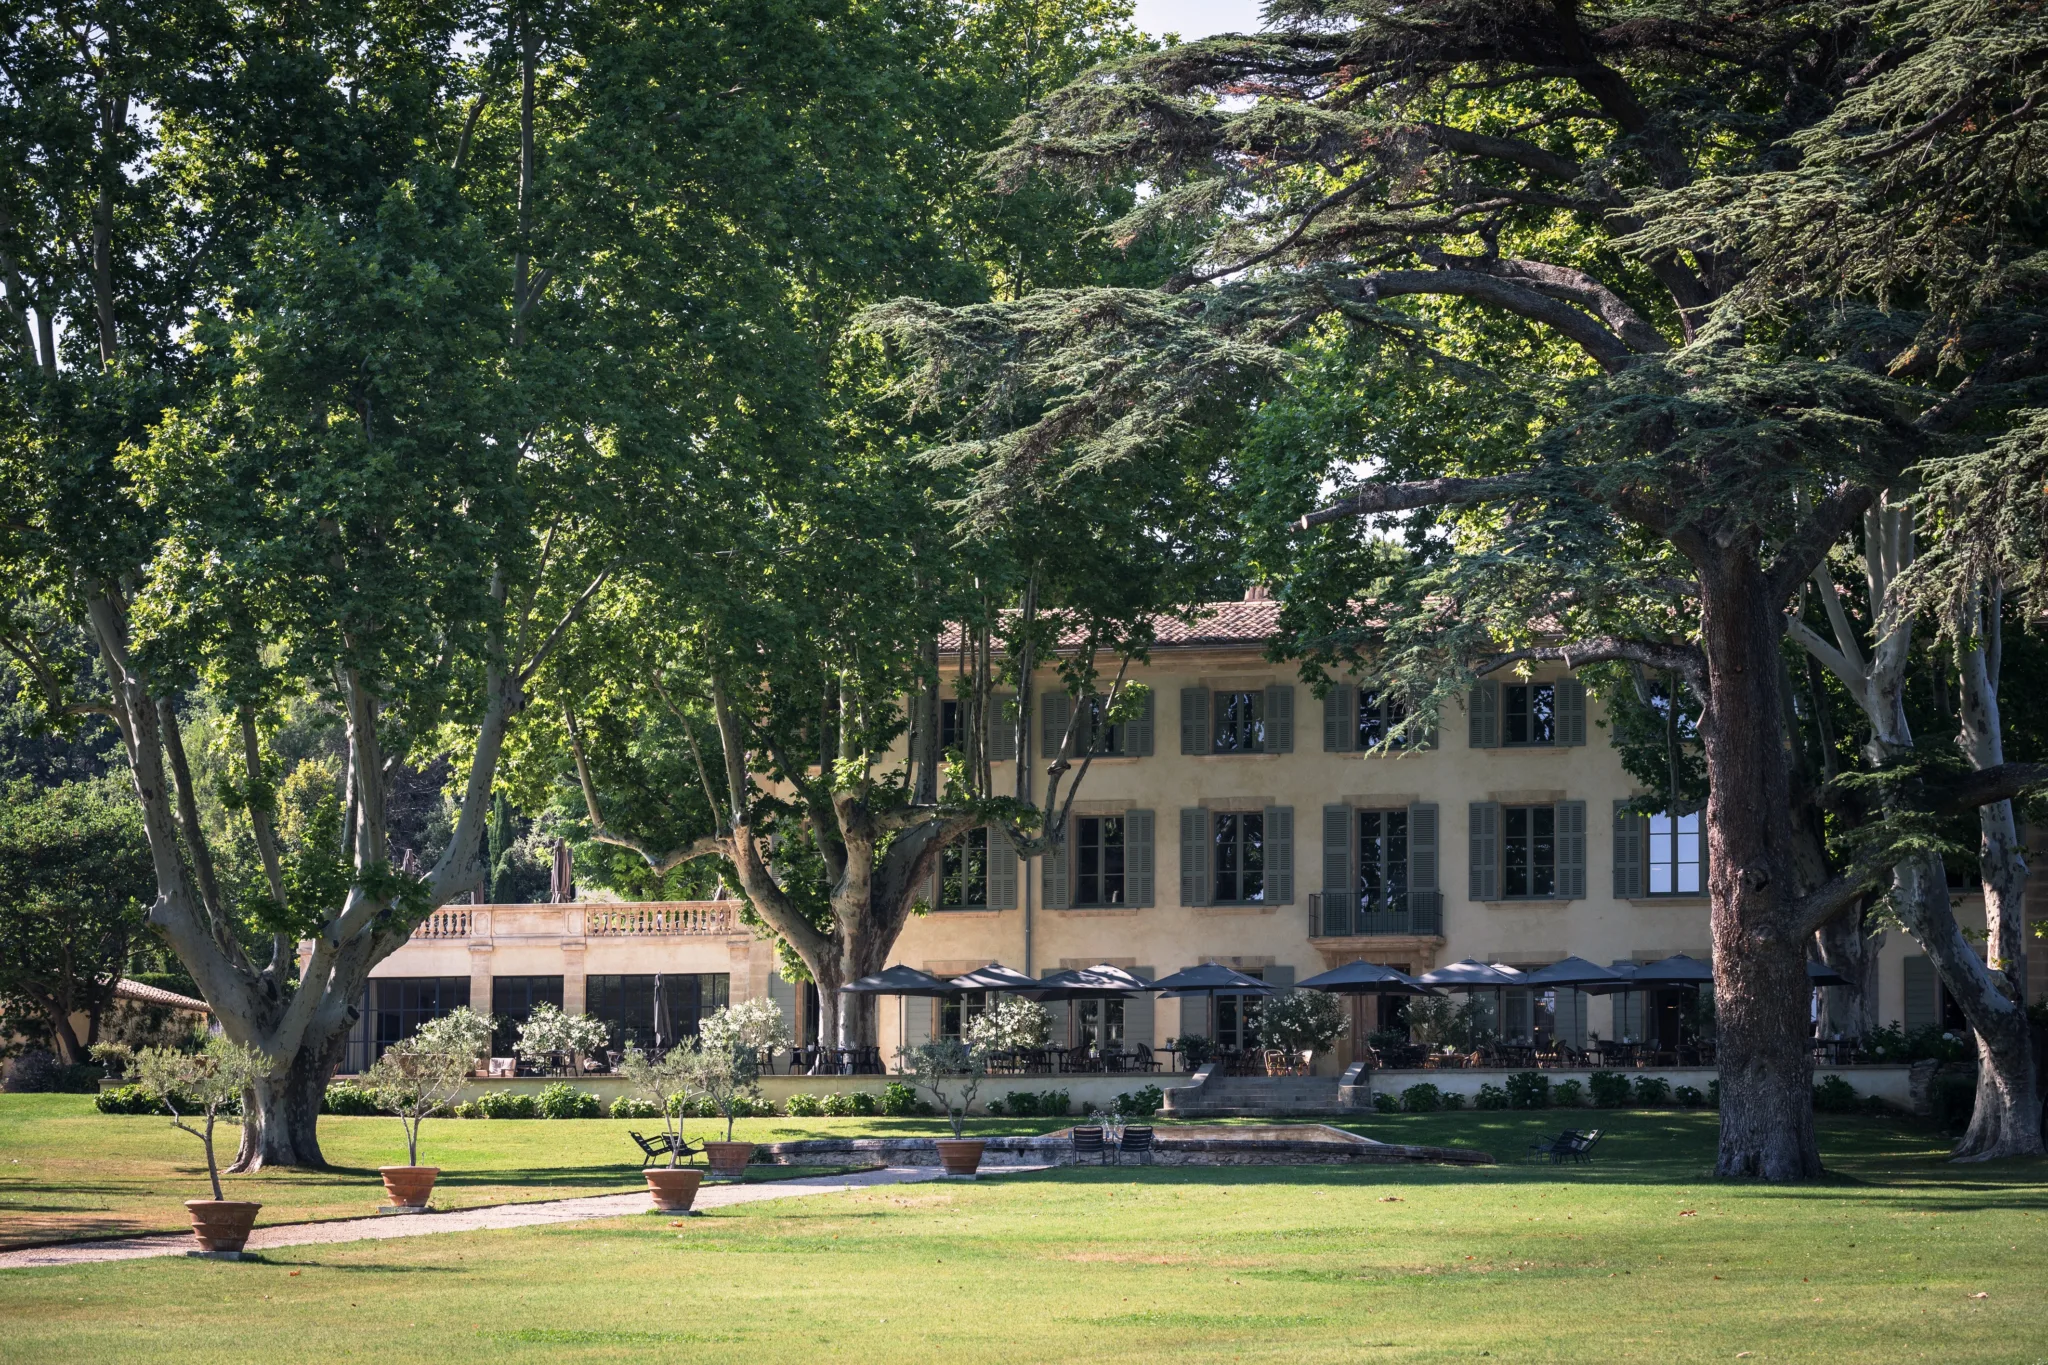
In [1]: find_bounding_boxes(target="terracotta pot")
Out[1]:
[644,1166,704,1211]
[702,1140,754,1179]
[184,1199,262,1253]
[378,1165,440,1209]
[934,1138,986,1178]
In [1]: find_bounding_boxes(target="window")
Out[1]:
[1647,811,1702,894]
[1503,805,1556,897]
[939,990,989,1040]
[1358,691,1409,749]
[939,700,963,753]
[1212,811,1266,904]
[1074,815,1126,907]
[939,828,989,909]
[1358,809,1410,912]
[1075,997,1125,1050]
[1504,683,1556,746]
[1213,691,1266,752]
[586,973,730,1053]
[489,975,565,1055]
[368,977,471,1066]
[1215,989,1262,1050]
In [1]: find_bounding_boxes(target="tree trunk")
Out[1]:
[1698,549,1824,1180]
[231,1022,345,1170]
[1815,904,1883,1038]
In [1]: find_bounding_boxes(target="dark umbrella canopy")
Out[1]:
[1150,963,1276,996]
[1036,965,1155,999]
[1417,958,1523,989]
[1518,956,1629,992]
[1631,953,1715,985]
[1297,960,1439,996]
[1806,960,1851,987]
[949,963,1045,993]
[839,965,960,997]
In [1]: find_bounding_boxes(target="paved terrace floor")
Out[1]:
[0,1164,1032,1270]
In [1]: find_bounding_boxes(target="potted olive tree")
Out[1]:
[691,999,787,1179]
[896,1037,989,1177]
[132,1035,268,1256]
[617,1042,703,1212]
[360,1006,492,1210]
[1259,989,1348,1075]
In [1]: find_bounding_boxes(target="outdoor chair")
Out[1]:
[1563,1129,1603,1163]
[1070,1125,1108,1165]
[1116,1125,1155,1166]
[1527,1129,1582,1163]
[630,1130,705,1168]
[1130,1043,1159,1073]
[487,1056,518,1078]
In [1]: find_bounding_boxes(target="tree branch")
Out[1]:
[1298,472,1544,529]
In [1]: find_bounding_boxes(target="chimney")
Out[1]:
[1243,584,1273,602]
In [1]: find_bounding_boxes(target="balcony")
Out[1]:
[1308,889,1443,940]
[404,901,742,942]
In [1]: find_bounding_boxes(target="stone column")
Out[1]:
[469,942,495,1025]
[562,941,588,1015]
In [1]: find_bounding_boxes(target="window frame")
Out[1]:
[1211,810,1267,905]
[1356,807,1411,913]
[1211,690,1267,754]
[1502,682,1558,747]
[1502,804,1558,898]
[1073,814,1127,908]
[937,827,991,910]
[1645,809,1703,896]
[1357,690,1409,750]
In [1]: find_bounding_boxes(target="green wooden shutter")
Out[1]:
[1126,688,1155,756]
[1556,800,1587,899]
[1611,989,1641,1041]
[1468,801,1500,901]
[1267,964,1295,991]
[1469,681,1499,747]
[1265,684,1295,752]
[1556,678,1587,745]
[1128,966,1157,1048]
[1180,688,1209,754]
[1902,956,1939,1031]
[1613,802,1644,898]
[1177,976,1209,1041]
[1179,807,1210,906]
[1041,691,1072,759]
[987,826,1018,909]
[903,996,934,1050]
[1264,805,1294,904]
[1408,802,1440,924]
[1127,809,1155,907]
[1323,684,1358,752]
[1556,987,1589,1047]
[1042,815,1070,909]
[1320,804,1353,936]
[986,692,1017,762]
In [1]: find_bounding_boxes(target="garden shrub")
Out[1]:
[1551,1079,1585,1108]
[783,1092,823,1117]
[322,1082,381,1116]
[609,1095,662,1119]
[820,1091,858,1117]
[1003,1089,1069,1117]
[5,1051,102,1093]
[1674,1085,1707,1109]
[95,1083,167,1115]
[471,1089,539,1119]
[1587,1071,1632,1107]
[1036,1089,1070,1117]
[1439,1090,1466,1110]
[1115,1085,1164,1117]
[1474,1083,1509,1110]
[1372,1091,1401,1114]
[848,1090,878,1116]
[983,1098,1006,1116]
[881,1081,920,1116]
[1400,1083,1442,1113]
[1811,1074,1859,1113]
[537,1082,602,1119]
[1506,1071,1549,1109]
[1631,1076,1672,1107]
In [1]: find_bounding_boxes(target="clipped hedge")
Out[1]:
[1506,1071,1549,1109]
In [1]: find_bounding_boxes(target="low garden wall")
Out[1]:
[440,1071,1184,1115]
[1363,1063,1916,1110]
[755,1125,1493,1168]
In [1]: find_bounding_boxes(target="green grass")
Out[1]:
[0,1094,1077,1249]
[3,1104,2046,1362]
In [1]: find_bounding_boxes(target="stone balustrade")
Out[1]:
[408,901,739,942]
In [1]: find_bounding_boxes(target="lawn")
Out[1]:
[3,1104,2045,1363]
[0,1094,1077,1249]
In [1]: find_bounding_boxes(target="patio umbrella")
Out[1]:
[1296,960,1439,996]
[1806,960,1851,988]
[1149,963,1275,1044]
[1631,953,1715,985]
[840,965,961,1072]
[1417,960,1525,1042]
[1035,964,1154,998]
[948,962,1047,994]
[1517,956,1630,993]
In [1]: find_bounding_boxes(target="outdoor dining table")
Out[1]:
[1593,1041,1641,1067]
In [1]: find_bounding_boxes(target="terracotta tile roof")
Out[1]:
[942,598,1282,656]
[113,978,211,1013]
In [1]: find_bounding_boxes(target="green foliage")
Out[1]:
[1259,989,1348,1057]
[1399,1084,1443,1114]
[536,1083,602,1120]
[1632,1077,1674,1108]
[880,1082,921,1117]
[998,1089,1071,1118]
[1113,1085,1163,1118]
[1811,1075,1860,1114]
[1438,1091,1465,1111]
[1588,1072,1633,1108]
[1506,1072,1550,1110]
[1474,1084,1510,1111]
[96,1084,170,1116]
[1170,1036,1214,1069]
[782,1093,824,1117]
[1552,1080,1586,1109]
[1675,1086,1708,1110]
[322,1083,382,1117]
[1371,1091,1401,1114]
[462,1091,540,1121]
[609,1096,663,1120]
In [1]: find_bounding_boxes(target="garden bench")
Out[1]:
[630,1131,705,1168]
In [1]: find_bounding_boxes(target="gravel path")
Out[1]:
[0,1165,1018,1270]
